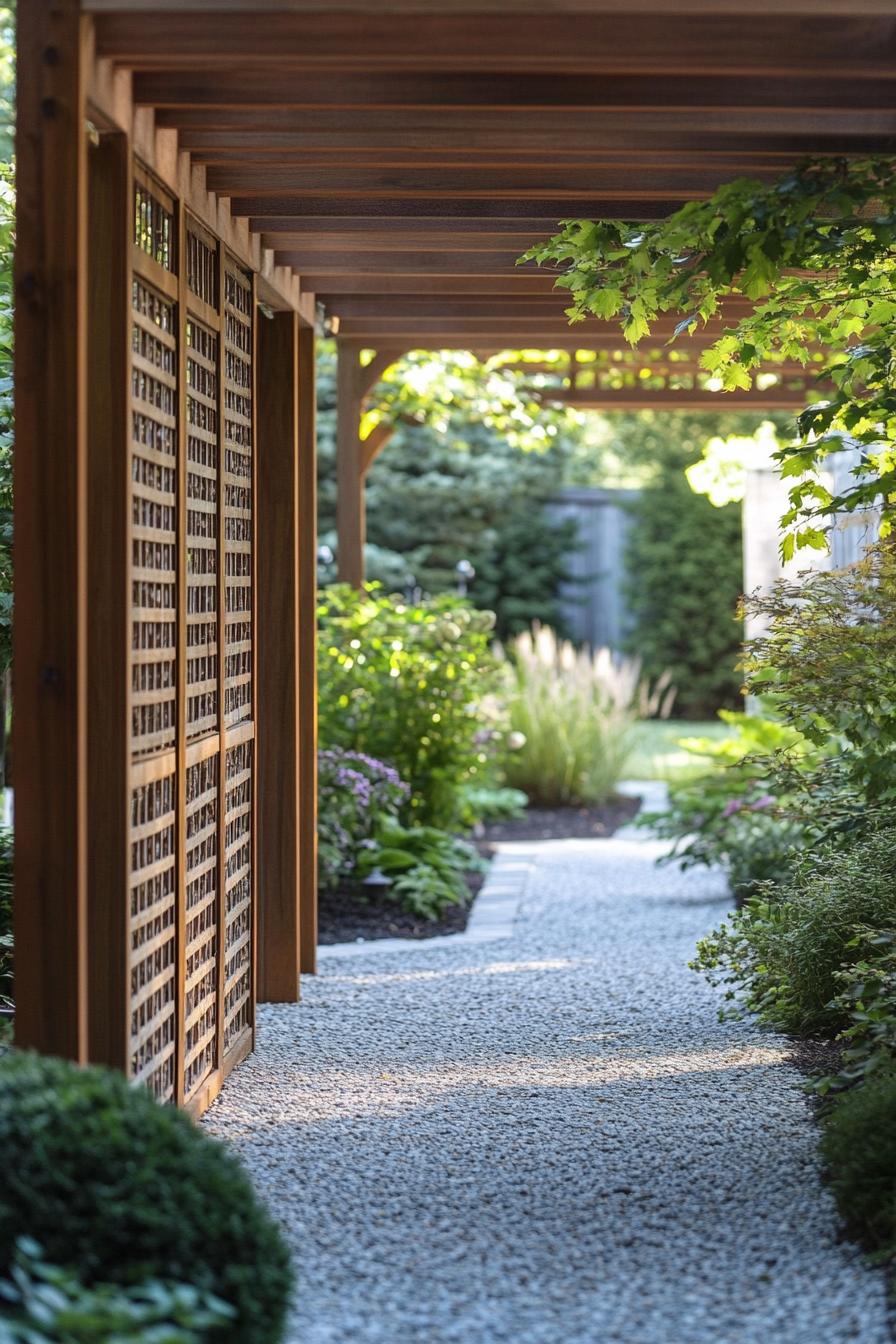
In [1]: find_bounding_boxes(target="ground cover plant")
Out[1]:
[0,1238,234,1344]
[502,624,672,808]
[317,749,410,892]
[0,1053,293,1344]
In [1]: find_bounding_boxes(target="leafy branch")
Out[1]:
[523,157,896,556]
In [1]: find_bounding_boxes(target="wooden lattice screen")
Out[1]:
[129,163,256,1110]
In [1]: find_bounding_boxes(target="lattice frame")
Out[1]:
[127,167,256,1110]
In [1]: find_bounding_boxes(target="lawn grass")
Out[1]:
[626,718,733,783]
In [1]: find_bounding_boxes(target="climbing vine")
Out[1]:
[524,157,896,557]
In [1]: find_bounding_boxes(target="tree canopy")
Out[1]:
[525,157,896,558]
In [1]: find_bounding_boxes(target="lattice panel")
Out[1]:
[183,753,219,1100]
[131,278,178,757]
[186,318,219,740]
[187,224,218,308]
[223,739,253,1053]
[223,260,254,727]
[129,771,178,1102]
[134,179,175,272]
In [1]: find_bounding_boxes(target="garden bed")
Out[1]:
[318,795,641,945]
[318,864,489,944]
[480,793,640,842]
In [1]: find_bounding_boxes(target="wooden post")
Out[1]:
[256,310,302,1002]
[336,340,364,587]
[297,322,318,974]
[14,1,90,1059]
[85,126,132,1070]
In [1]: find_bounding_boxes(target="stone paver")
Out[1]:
[205,830,892,1344]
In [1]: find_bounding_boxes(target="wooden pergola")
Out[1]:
[16,1,894,1113]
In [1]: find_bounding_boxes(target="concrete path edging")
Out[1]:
[317,844,537,960]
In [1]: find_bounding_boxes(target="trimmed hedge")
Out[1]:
[820,1072,896,1269]
[0,1053,293,1344]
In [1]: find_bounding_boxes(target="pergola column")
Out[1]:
[297,325,319,974]
[335,341,404,587]
[256,310,319,998]
[336,340,365,587]
[14,0,91,1060]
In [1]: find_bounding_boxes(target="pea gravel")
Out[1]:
[204,829,893,1344]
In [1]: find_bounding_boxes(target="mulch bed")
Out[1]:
[480,793,641,842]
[318,793,642,946]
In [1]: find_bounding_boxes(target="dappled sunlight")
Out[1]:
[238,1039,789,1130]
[323,956,581,991]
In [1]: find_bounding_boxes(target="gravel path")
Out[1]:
[205,829,892,1344]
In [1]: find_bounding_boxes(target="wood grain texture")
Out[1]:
[14,1,90,1060]
[93,13,896,74]
[256,311,302,1002]
[336,343,364,588]
[132,70,896,113]
[86,128,132,1070]
[297,322,318,976]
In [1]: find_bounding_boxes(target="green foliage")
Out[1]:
[622,471,743,717]
[743,547,896,801]
[317,584,502,828]
[0,1054,293,1344]
[316,346,579,640]
[316,750,409,891]
[819,1072,896,1275]
[646,710,821,901]
[692,824,896,1036]
[525,157,896,552]
[357,820,485,920]
[501,625,663,807]
[0,1239,234,1344]
[456,784,527,826]
[816,929,896,1096]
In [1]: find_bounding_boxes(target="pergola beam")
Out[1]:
[94,12,896,73]
[157,105,896,149]
[134,70,896,113]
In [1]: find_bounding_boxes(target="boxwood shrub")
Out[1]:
[0,1053,293,1344]
[820,1071,896,1271]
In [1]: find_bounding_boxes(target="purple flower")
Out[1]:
[722,798,744,819]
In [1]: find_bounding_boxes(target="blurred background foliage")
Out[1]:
[318,341,789,713]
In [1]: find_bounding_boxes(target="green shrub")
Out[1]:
[317,584,503,828]
[744,547,896,802]
[315,344,579,642]
[622,469,743,718]
[816,929,896,1095]
[0,1054,292,1344]
[502,625,669,807]
[820,1072,896,1272]
[0,1238,234,1344]
[358,819,485,919]
[645,710,823,901]
[692,824,896,1036]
